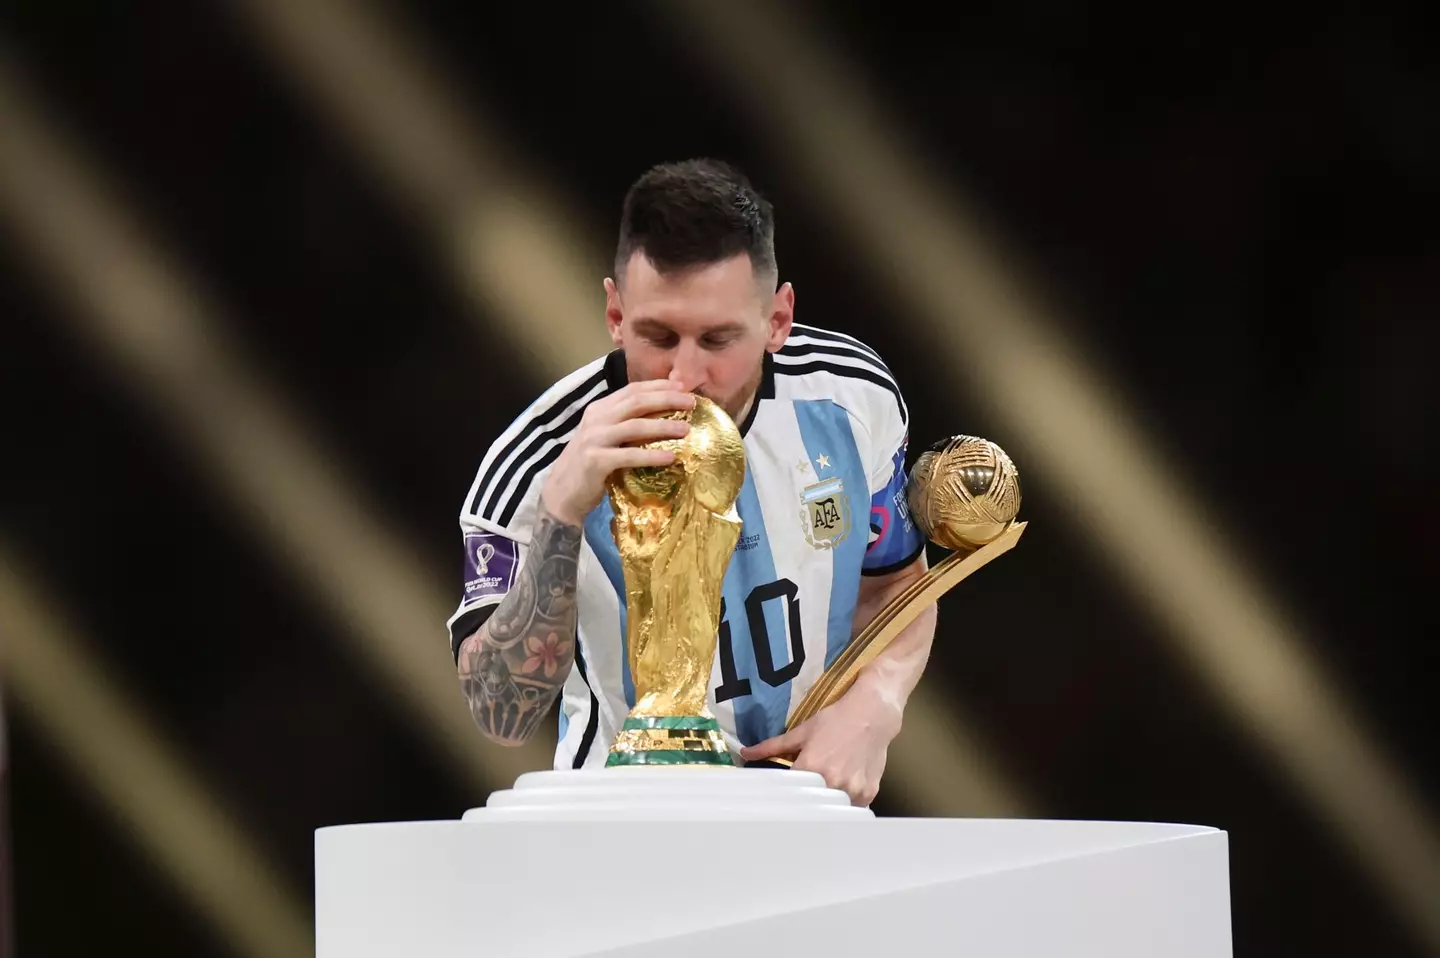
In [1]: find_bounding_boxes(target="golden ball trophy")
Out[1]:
[602,397,1026,767]
[781,434,1025,740]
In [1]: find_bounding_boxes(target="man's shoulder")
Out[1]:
[501,352,622,439]
[462,351,623,527]
[772,323,907,429]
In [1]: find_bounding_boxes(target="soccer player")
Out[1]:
[448,159,936,806]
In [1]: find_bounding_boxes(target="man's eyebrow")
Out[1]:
[701,322,749,336]
[631,319,748,336]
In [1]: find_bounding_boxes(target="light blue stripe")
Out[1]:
[725,470,790,745]
[802,476,845,500]
[793,400,868,670]
[557,700,570,741]
[584,500,634,708]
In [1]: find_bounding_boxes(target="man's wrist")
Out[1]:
[842,669,905,740]
[537,489,585,529]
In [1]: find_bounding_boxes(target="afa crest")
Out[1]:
[800,476,851,548]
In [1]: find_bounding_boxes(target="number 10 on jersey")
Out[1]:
[714,579,803,703]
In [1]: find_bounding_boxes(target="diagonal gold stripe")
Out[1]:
[0,542,312,958]
[0,60,550,797]
[886,684,1032,818]
[231,0,612,383]
[654,0,1440,948]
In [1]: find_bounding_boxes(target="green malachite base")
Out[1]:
[605,715,735,767]
[606,749,734,766]
[620,716,719,730]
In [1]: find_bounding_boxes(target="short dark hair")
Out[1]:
[614,158,776,287]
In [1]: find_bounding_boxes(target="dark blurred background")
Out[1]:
[0,2,1435,956]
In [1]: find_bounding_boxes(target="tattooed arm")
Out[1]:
[456,503,583,745]
[457,379,695,744]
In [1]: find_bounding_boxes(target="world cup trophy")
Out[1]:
[604,396,747,766]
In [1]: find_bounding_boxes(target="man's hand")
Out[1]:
[741,553,936,806]
[739,680,903,806]
[540,380,695,526]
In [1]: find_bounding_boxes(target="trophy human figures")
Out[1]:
[604,396,747,766]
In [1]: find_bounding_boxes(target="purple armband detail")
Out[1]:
[463,532,518,601]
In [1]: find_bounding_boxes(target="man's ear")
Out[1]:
[605,277,624,347]
[767,281,795,350]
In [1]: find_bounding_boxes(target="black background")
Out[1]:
[1,3,1434,956]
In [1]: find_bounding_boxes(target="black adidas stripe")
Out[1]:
[494,438,570,527]
[790,324,884,363]
[468,367,608,517]
[571,638,600,768]
[773,359,909,425]
[778,340,897,381]
[483,402,589,524]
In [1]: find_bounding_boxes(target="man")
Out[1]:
[447,158,936,806]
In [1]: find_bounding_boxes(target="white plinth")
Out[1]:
[316,768,1232,957]
[471,766,873,821]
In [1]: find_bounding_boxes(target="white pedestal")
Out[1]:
[315,768,1232,957]
[473,766,873,821]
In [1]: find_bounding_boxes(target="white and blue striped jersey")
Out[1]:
[447,324,925,769]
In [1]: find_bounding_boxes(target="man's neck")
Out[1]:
[731,389,756,427]
[727,353,774,425]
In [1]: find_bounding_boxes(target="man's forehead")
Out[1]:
[620,260,767,330]
[620,251,767,295]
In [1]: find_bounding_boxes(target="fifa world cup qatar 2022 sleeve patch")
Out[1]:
[462,531,519,603]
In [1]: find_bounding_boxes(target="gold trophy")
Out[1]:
[605,396,748,766]
[779,435,1026,742]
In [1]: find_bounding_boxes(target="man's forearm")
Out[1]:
[456,503,582,745]
[847,565,937,725]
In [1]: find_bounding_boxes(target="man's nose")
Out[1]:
[668,343,705,393]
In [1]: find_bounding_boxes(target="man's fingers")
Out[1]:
[612,390,697,421]
[795,761,871,806]
[585,380,668,420]
[592,447,677,472]
[597,378,683,398]
[599,417,690,447]
[740,728,804,761]
[594,379,687,404]
[586,381,695,428]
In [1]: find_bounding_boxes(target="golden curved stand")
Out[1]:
[768,520,1027,765]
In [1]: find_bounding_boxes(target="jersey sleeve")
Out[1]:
[445,509,531,662]
[862,434,926,575]
[851,338,924,575]
[445,355,615,660]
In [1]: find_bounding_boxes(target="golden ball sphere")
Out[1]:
[907,435,1021,550]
